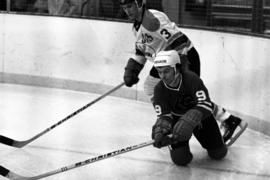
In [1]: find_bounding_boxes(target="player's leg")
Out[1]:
[169,141,193,166]
[186,48,247,145]
[186,47,200,76]
[193,115,228,160]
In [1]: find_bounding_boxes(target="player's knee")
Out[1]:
[170,145,193,166]
[207,145,228,160]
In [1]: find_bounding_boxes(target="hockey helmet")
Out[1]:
[154,50,181,68]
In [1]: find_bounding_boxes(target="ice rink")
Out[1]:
[0,83,270,180]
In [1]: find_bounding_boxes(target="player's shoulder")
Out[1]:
[154,80,165,93]
[148,9,167,18]
[142,9,167,32]
[182,70,201,83]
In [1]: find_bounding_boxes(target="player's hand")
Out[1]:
[152,116,173,148]
[123,58,143,87]
[124,74,139,87]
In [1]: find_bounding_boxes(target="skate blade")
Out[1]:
[226,121,248,146]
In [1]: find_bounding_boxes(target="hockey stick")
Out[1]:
[0,82,125,148]
[0,139,155,180]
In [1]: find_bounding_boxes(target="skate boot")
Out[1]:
[221,115,248,146]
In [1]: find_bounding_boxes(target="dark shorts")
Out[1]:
[193,115,225,150]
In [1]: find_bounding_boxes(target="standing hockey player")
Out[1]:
[151,50,228,165]
[119,0,247,146]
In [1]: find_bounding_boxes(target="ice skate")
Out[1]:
[221,115,248,146]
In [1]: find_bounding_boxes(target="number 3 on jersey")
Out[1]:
[160,29,171,40]
[154,105,162,115]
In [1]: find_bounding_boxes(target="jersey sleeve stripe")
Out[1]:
[166,33,193,54]
[199,101,213,106]
[169,33,188,47]
[196,104,213,113]
[198,100,214,109]
[166,32,186,46]
[169,33,193,48]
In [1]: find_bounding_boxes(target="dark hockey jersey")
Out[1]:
[152,71,214,119]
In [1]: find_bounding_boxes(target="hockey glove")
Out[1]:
[152,116,173,148]
[123,58,143,87]
[173,109,203,142]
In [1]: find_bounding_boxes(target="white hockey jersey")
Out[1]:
[132,9,193,64]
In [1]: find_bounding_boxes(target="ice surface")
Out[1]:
[0,83,269,180]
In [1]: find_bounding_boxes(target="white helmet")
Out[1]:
[154,50,181,68]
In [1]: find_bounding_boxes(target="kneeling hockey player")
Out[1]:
[151,50,231,165]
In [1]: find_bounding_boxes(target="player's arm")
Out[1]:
[191,78,214,117]
[173,77,214,142]
[151,84,174,148]
[123,46,147,87]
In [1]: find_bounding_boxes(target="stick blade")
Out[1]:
[0,166,10,177]
[0,166,30,180]
[0,135,27,148]
[0,135,15,146]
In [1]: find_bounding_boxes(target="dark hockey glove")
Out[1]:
[123,58,143,87]
[152,116,173,148]
[173,109,203,142]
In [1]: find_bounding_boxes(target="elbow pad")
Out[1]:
[173,109,203,142]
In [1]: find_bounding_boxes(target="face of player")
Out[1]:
[121,2,139,21]
[156,66,181,87]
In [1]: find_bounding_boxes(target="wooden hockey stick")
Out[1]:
[0,82,125,148]
[0,139,154,180]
